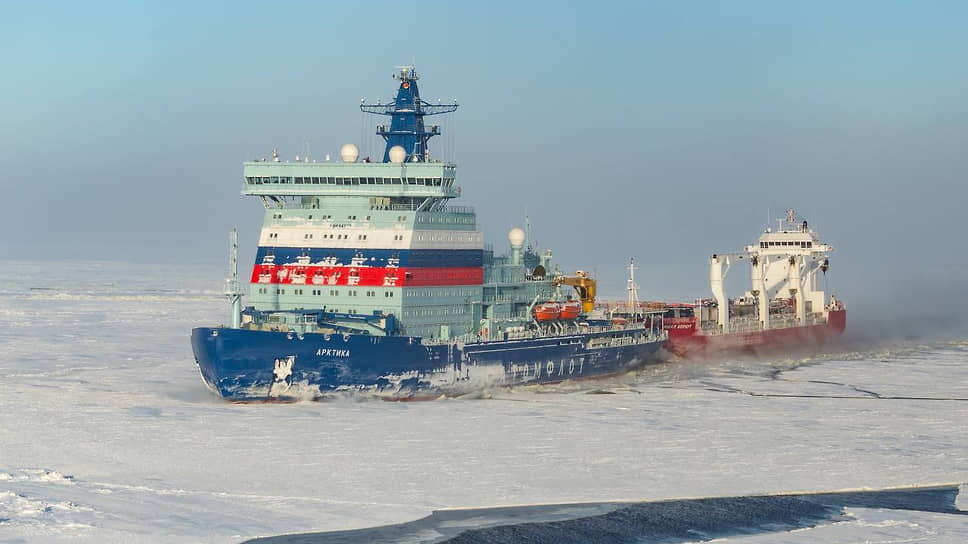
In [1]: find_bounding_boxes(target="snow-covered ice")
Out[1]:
[0,261,965,542]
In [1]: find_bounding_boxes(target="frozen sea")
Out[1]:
[0,261,965,543]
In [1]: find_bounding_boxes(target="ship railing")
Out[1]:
[435,321,665,346]
[422,333,479,346]
[442,205,475,215]
[482,296,518,305]
[702,313,828,335]
[383,203,475,214]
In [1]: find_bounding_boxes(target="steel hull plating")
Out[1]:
[191,327,664,401]
[666,309,847,358]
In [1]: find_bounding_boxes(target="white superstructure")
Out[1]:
[707,209,837,334]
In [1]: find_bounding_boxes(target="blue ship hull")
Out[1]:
[191,327,665,400]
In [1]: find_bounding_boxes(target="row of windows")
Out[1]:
[247,176,453,187]
[285,233,357,240]
[760,240,813,248]
[265,231,476,243]
[405,288,478,297]
[284,214,367,221]
[257,288,394,298]
[402,307,469,317]
[269,213,472,226]
[416,215,474,224]
[413,232,478,242]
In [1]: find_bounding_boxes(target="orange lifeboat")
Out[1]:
[559,300,582,320]
[533,301,562,321]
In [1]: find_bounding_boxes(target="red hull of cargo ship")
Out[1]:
[665,309,846,358]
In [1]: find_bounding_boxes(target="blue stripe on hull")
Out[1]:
[255,247,484,268]
[191,327,664,400]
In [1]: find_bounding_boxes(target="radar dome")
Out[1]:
[340,143,360,163]
[508,227,525,248]
[388,145,407,164]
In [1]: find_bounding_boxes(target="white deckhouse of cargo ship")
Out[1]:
[663,209,846,356]
[191,66,667,400]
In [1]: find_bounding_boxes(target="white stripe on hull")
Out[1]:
[259,225,482,250]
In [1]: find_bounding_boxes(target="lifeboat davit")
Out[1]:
[559,300,582,320]
[533,301,562,321]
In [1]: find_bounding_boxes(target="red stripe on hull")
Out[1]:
[665,310,847,358]
[250,265,483,287]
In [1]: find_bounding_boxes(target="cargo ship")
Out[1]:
[660,210,846,357]
[190,67,666,400]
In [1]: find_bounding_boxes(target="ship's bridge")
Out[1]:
[751,231,821,252]
[242,162,459,199]
[744,209,831,254]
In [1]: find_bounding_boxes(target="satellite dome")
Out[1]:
[508,227,525,248]
[340,143,360,163]
[388,145,407,164]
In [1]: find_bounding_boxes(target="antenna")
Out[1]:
[525,213,531,249]
[361,67,457,162]
[627,258,641,317]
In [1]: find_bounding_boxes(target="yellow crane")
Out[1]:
[553,271,597,314]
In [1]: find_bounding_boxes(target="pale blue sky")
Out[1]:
[2,1,966,329]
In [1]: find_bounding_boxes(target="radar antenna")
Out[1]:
[361,66,458,163]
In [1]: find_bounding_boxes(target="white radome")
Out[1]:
[340,143,360,163]
[508,227,525,248]
[388,145,407,164]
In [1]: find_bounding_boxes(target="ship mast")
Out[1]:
[360,66,458,163]
[627,258,641,318]
[224,227,243,328]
